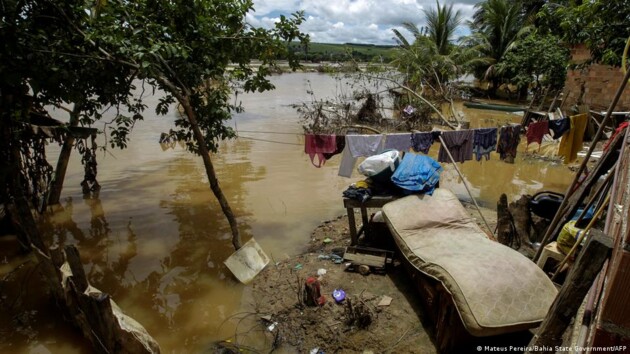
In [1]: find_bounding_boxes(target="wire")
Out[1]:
[236,135,302,146]
[236,130,301,135]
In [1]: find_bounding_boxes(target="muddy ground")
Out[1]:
[225,203,504,353]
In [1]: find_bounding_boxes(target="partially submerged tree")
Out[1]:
[1,0,307,252]
[495,33,569,101]
[466,0,528,95]
[389,1,486,129]
[1,0,144,250]
[91,0,307,250]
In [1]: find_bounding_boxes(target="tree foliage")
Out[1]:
[392,0,482,87]
[537,0,630,66]
[496,33,569,95]
[466,0,528,87]
[1,0,308,251]
[423,0,463,56]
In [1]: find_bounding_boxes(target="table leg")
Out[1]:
[360,207,369,238]
[347,208,357,245]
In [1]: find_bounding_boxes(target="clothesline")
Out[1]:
[236,135,303,146]
[304,113,591,172]
[304,126,515,170]
[235,130,302,135]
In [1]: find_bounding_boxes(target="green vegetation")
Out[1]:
[290,42,396,62]
[537,0,630,66]
[385,0,628,101]
[466,0,530,96]
[496,33,570,100]
[1,0,307,252]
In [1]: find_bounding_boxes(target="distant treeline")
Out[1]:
[287,42,397,63]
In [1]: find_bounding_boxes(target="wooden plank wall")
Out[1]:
[589,128,630,349]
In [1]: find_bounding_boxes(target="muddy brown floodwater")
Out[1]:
[0,73,574,353]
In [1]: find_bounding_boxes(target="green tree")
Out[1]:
[537,0,630,65]
[1,0,145,249]
[423,0,463,56]
[390,1,487,128]
[392,0,481,86]
[1,0,308,252]
[466,0,527,95]
[496,33,569,100]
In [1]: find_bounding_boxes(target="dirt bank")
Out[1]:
[225,202,499,353]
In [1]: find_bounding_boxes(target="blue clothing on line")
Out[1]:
[548,118,570,139]
[473,128,498,161]
[391,153,442,195]
[411,132,435,154]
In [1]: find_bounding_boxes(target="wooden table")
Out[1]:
[343,195,400,245]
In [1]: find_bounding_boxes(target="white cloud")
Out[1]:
[251,0,483,44]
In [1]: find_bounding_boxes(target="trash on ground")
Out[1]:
[332,289,346,303]
[377,295,393,307]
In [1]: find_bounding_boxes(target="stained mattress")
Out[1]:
[382,189,557,337]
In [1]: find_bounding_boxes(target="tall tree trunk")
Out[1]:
[179,98,242,250]
[48,103,81,205]
[491,77,500,97]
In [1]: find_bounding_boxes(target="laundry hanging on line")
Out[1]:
[548,118,570,139]
[472,127,498,161]
[558,113,588,164]
[438,130,474,163]
[304,134,337,168]
[497,125,522,163]
[525,120,550,147]
[305,118,587,172]
[383,133,412,151]
[322,135,346,160]
[410,132,436,154]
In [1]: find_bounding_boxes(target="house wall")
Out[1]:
[562,44,630,112]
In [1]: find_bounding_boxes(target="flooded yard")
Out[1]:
[1,72,574,352]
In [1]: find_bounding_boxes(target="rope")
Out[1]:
[236,135,302,146]
[235,130,301,135]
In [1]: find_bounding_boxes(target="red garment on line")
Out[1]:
[526,120,549,146]
[304,134,337,167]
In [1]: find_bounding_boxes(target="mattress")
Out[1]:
[382,189,557,337]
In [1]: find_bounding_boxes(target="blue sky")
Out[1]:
[249,0,482,44]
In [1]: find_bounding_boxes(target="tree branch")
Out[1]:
[360,73,457,129]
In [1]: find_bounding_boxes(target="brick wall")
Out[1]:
[562,44,630,111]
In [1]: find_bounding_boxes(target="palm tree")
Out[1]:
[391,0,472,86]
[424,0,463,56]
[465,0,527,95]
[389,1,489,128]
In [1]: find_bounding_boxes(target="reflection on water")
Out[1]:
[2,73,574,352]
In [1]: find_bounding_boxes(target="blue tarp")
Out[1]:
[391,153,442,194]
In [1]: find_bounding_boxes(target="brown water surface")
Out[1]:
[2,73,574,353]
